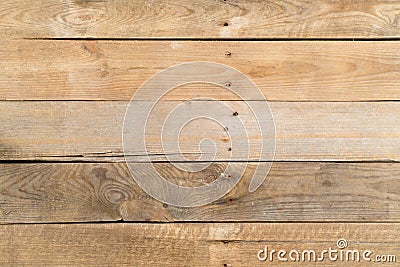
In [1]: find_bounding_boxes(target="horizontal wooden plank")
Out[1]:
[1,162,399,223]
[0,223,399,266]
[1,101,399,162]
[1,40,400,101]
[1,0,400,39]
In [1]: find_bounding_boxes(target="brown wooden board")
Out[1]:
[1,40,399,101]
[0,162,399,223]
[0,223,398,266]
[1,0,400,39]
[1,101,399,162]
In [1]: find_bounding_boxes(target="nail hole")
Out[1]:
[162,203,168,208]
[225,82,231,87]
[232,111,239,116]
[228,147,232,151]
[224,51,232,57]
[223,22,229,26]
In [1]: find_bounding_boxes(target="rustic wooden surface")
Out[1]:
[0,223,399,266]
[1,0,400,39]
[1,0,399,265]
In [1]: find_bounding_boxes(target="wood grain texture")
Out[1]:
[1,101,399,162]
[1,40,400,101]
[1,0,400,39]
[2,0,400,264]
[1,162,399,223]
[0,223,398,266]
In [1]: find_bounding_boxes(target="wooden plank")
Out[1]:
[1,1,400,39]
[1,101,399,162]
[1,162,399,223]
[0,223,398,266]
[1,40,400,101]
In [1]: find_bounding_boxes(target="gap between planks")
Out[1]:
[21,37,400,41]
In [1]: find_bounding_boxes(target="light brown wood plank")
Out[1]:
[1,162,399,223]
[1,0,400,39]
[0,223,398,266]
[1,40,400,101]
[1,101,399,162]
